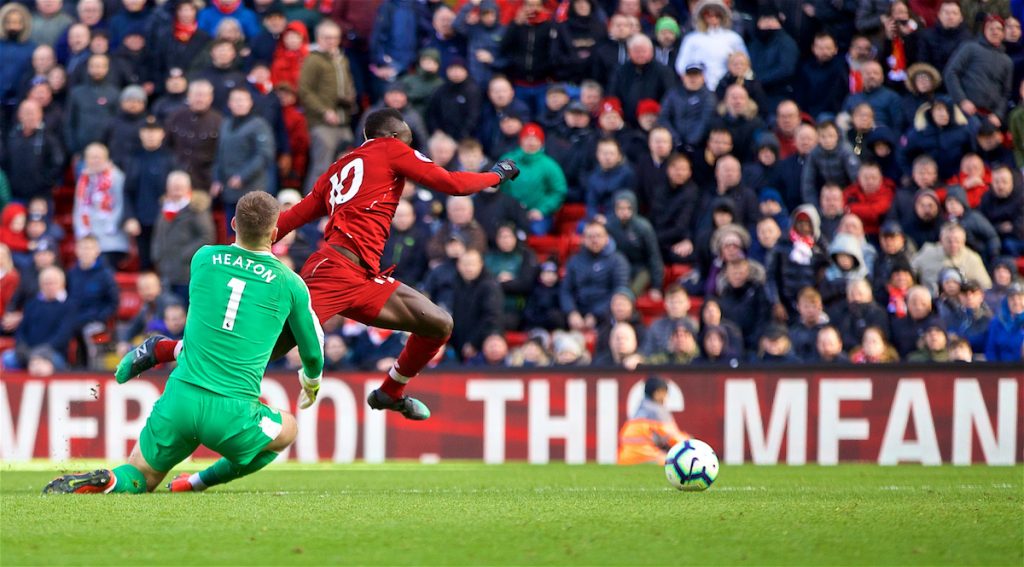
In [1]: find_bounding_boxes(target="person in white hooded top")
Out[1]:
[674,0,747,90]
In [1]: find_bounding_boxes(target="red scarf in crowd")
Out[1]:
[788,228,815,265]
[76,168,114,233]
[887,36,907,82]
[162,196,190,222]
[887,285,908,318]
[173,20,198,43]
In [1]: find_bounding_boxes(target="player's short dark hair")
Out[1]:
[235,191,280,243]
[364,108,405,139]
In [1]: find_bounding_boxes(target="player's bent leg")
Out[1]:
[114,334,173,383]
[178,410,296,492]
[365,283,450,421]
[42,469,115,494]
[41,443,167,495]
[126,442,170,493]
[118,326,296,382]
[371,283,453,339]
[263,410,298,452]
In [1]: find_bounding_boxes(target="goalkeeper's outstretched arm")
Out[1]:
[287,278,325,382]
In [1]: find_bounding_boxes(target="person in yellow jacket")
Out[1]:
[617,376,689,465]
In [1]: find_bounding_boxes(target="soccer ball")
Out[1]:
[664,439,719,491]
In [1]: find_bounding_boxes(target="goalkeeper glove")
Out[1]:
[297,371,321,409]
[490,159,520,182]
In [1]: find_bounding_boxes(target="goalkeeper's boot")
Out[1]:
[115,334,169,384]
[367,389,431,421]
[42,469,113,494]
[167,473,204,493]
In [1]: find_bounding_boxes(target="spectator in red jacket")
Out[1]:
[938,153,991,208]
[843,162,895,236]
[270,21,309,89]
[0,244,19,319]
[275,83,310,189]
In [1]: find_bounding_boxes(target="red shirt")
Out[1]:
[843,178,896,236]
[277,137,500,269]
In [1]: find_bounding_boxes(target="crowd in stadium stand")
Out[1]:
[1,0,1023,376]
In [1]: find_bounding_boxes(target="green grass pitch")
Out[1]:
[1,463,1022,566]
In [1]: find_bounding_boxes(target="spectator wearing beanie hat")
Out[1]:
[106,85,148,171]
[498,122,567,235]
[593,95,647,162]
[653,17,680,67]
[984,257,1021,313]
[398,49,446,119]
[660,62,718,152]
[635,98,661,132]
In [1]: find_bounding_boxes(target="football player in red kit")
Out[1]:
[117,109,520,420]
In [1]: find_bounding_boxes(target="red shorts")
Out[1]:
[299,246,401,325]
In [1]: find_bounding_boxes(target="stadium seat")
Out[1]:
[114,272,139,290]
[583,330,597,354]
[0,336,15,353]
[213,210,228,245]
[636,296,665,326]
[526,235,562,263]
[53,184,74,216]
[561,234,581,264]
[59,237,75,267]
[663,264,692,289]
[689,296,703,318]
[118,250,140,272]
[117,290,142,321]
[554,203,586,235]
[53,213,73,233]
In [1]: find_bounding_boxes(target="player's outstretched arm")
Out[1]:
[390,142,516,196]
[275,186,329,242]
[286,277,325,407]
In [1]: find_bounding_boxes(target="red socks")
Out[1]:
[379,376,407,399]
[379,334,450,398]
[154,339,180,363]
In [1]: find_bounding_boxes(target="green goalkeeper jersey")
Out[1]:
[171,244,324,401]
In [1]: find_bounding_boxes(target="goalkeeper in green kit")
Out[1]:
[43,192,325,494]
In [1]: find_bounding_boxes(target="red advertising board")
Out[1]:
[1,366,1021,464]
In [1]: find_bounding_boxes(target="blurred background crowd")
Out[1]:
[0,0,1022,376]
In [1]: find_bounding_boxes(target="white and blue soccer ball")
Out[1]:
[664,439,719,491]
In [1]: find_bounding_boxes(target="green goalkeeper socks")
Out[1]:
[109,464,148,494]
[197,451,279,488]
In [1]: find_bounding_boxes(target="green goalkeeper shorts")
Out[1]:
[138,378,284,472]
